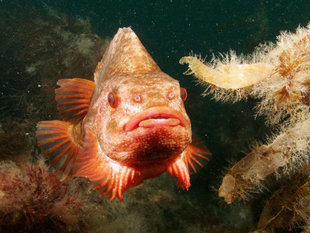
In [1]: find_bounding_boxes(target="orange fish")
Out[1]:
[36,28,210,201]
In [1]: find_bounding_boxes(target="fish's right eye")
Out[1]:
[107,92,119,108]
[180,88,187,101]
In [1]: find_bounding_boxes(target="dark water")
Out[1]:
[0,0,309,232]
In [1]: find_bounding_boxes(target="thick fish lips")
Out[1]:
[123,107,186,132]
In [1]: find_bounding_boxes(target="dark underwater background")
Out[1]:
[1,0,310,232]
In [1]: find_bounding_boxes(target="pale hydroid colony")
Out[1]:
[181,23,310,231]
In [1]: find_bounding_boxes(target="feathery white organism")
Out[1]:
[180,23,310,231]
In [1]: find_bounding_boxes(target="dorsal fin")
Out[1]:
[55,78,95,123]
[94,27,161,83]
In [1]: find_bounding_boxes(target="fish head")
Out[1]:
[93,73,191,166]
[86,27,191,167]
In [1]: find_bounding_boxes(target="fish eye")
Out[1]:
[180,88,187,101]
[107,92,119,108]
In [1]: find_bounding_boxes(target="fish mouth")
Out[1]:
[123,107,186,132]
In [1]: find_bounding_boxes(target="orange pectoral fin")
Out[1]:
[55,78,95,124]
[36,120,80,176]
[185,136,211,173]
[74,127,142,201]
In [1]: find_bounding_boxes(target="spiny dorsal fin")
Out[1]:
[55,78,95,123]
[95,27,161,83]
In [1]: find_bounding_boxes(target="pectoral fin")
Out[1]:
[36,120,80,176]
[55,78,95,123]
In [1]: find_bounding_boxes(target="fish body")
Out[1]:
[36,28,210,200]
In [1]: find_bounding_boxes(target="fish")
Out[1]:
[36,27,210,201]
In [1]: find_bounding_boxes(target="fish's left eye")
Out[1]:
[180,88,187,101]
[107,92,119,108]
